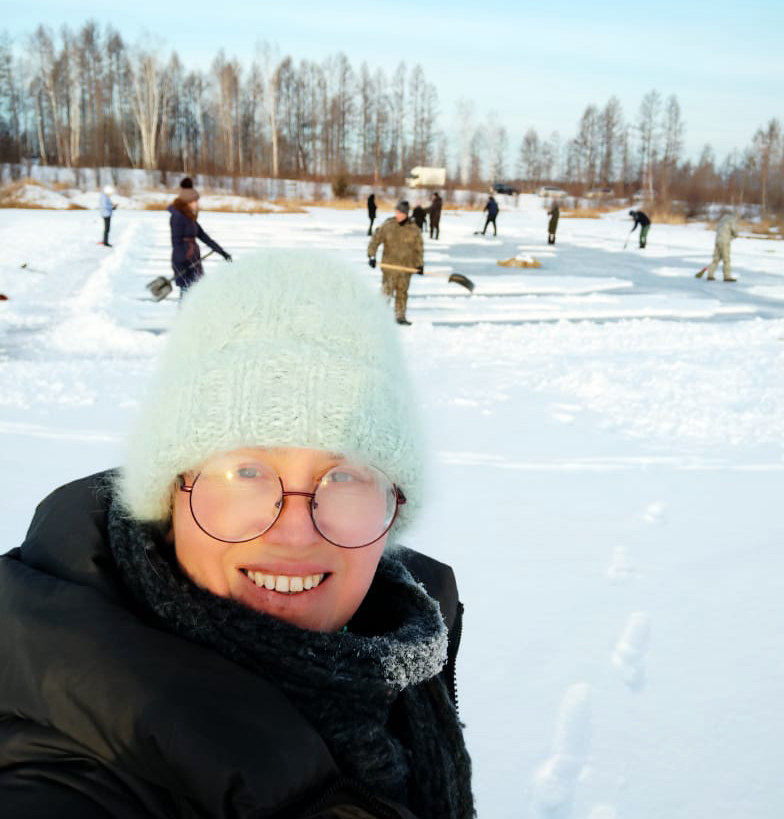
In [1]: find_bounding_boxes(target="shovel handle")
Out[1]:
[379,262,419,273]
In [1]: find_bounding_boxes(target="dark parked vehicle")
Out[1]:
[493,183,519,195]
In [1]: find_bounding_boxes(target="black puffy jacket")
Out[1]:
[0,473,464,819]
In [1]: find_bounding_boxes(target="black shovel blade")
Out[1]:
[448,273,474,293]
[146,276,173,301]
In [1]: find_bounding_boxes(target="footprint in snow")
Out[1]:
[605,544,635,585]
[612,612,651,692]
[531,683,592,819]
[643,501,667,526]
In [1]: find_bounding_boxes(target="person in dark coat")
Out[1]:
[412,202,427,232]
[629,209,651,248]
[427,192,442,240]
[482,195,499,236]
[0,250,474,819]
[367,192,377,235]
[168,182,232,294]
[547,203,560,244]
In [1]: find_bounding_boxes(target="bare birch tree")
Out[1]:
[454,98,474,186]
[599,96,623,186]
[752,118,781,215]
[519,127,541,186]
[127,44,168,170]
[637,89,662,201]
[255,41,281,177]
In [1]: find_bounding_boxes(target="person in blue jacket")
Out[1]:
[481,195,499,236]
[99,185,116,246]
[168,178,232,293]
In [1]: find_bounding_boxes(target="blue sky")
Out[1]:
[5,0,782,167]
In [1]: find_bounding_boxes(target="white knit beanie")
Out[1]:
[120,249,425,532]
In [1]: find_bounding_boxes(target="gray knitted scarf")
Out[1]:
[107,502,474,819]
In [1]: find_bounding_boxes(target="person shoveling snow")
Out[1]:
[696,214,739,282]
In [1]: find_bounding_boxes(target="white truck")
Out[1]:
[406,166,446,188]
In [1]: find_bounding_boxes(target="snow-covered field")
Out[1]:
[2,194,783,819]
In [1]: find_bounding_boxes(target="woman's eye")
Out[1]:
[236,466,261,479]
[327,469,367,485]
[330,471,354,483]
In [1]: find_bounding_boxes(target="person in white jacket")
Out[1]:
[99,185,116,246]
[697,214,739,282]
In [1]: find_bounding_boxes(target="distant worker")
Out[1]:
[696,213,739,282]
[367,192,377,236]
[427,192,442,240]
[168,179,232,296]
[412,203,427,232]
[629,210,651,248]
[482,195,499,236]
[367,200,424,326]
[99,185,116,247]
[547,203,560,245]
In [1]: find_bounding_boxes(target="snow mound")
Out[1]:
[0,181,77,210]
[49,313,163,357]
[498,254,542,268]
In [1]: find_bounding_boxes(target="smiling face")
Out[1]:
[172,447,387,632]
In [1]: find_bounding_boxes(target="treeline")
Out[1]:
[0,22,441,180]
[517,95,783,215]
[0,21,781,214]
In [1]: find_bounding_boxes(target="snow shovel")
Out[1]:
[146,275,174,301]
[379,262,474,293]
[146,251,215,301]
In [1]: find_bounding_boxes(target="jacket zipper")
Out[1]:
[445,601,464,717]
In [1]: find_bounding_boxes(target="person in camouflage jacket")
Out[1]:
[368,200,424,325]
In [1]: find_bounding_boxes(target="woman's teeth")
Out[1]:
[244,570,325,594]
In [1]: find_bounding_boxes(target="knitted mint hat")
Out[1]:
[120,249,424,532]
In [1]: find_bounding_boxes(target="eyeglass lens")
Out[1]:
[188,454,398,547]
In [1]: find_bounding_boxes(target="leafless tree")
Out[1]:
[255,41,282,178]
[659,94,683,201]
[126,42,168,170]
[637,89,662,201]
[454,98,474,185]
[389,61,406,172]
[0,33,25,162]
[519,127,541,187]
[752,118,781,214]
[572,104,600,189]
[599,96,623,186]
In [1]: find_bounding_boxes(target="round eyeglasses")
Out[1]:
[177,453,406,549]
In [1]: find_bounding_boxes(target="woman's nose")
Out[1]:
[264,492,320,546]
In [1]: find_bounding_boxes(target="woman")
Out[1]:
[0,250,473,819]
[169,179,232,292]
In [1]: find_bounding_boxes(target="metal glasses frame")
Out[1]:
[176,471,406,549]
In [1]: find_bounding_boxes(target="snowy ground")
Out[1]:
[2,194,783,819]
